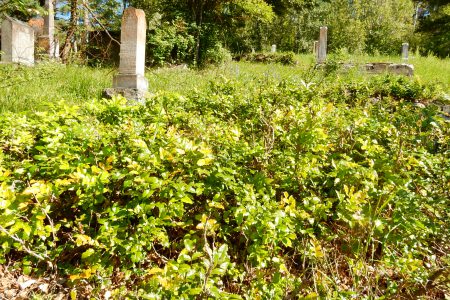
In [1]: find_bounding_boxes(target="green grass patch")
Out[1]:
[0,63,112,113]
[1,53,448,113]
[322,52,450,91]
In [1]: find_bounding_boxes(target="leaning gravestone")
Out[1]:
[1,16,35,65]
[317,26,327,64]
[104,7,148,102]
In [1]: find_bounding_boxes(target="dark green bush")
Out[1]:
[147,18,196,66]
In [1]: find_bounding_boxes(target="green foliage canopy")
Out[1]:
[0,0,43,20]
[416,0,450,57]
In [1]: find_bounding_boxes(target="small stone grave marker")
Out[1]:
[271,44,277,53]
[402,43,409,60]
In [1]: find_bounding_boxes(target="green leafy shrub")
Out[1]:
[147,18,196,66]
[371,75,431,101]
[0,74,448,299]
[242,51,296,65]
[204,43,232,66]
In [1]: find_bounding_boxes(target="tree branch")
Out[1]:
[82,2,121,46]
[0,225,53,269]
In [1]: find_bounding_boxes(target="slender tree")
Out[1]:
[61,0,78,62]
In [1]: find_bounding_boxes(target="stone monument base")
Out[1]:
[338,62,414,77]
[386,64,414,77]
[113,74,148,90]
[103,88,149,103]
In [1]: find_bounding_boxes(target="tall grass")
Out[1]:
[322,51,450,91]
[150,53,449,94]
[147,60,314,94]
[1,53,448,113]
[0,63,111,113]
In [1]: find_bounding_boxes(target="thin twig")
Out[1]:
[201,214,215,297]
[82,2,121,46]
[152,245,168,264]
[0,225,53,268]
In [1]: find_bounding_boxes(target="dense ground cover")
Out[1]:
[0,57,449,299]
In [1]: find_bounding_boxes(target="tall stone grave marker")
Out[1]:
[114,7,148,90]
[104,7,148,101]
[1,16,35,65]
[271,44,277,53]
[38,0,57,58]
[402,43,409,60]
[317,26,327,64]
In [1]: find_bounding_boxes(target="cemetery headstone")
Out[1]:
[104,7,148,102]
[313,40,319,56]
[1,16,35,65]
[39,0,58,58]
[402,43,409,60]
[317,26,327,64]
[271,44,277,53]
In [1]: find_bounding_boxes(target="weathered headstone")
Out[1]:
[1,16,35,65]
[104,7,148,101]
[402,43,409,60]
[271,44,277,53]
[317,26,327,64]
[365,62,391,73]
[313,40,319,56]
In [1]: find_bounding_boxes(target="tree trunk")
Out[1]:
[82,0,90,46]
[62,0,78,62]
[194,0,205,67]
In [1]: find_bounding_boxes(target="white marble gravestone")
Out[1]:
[104,7,148,101]
[113,7,148,91]
[271,44,276,53]
[317,26,327,64]
[1,16,35,65]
